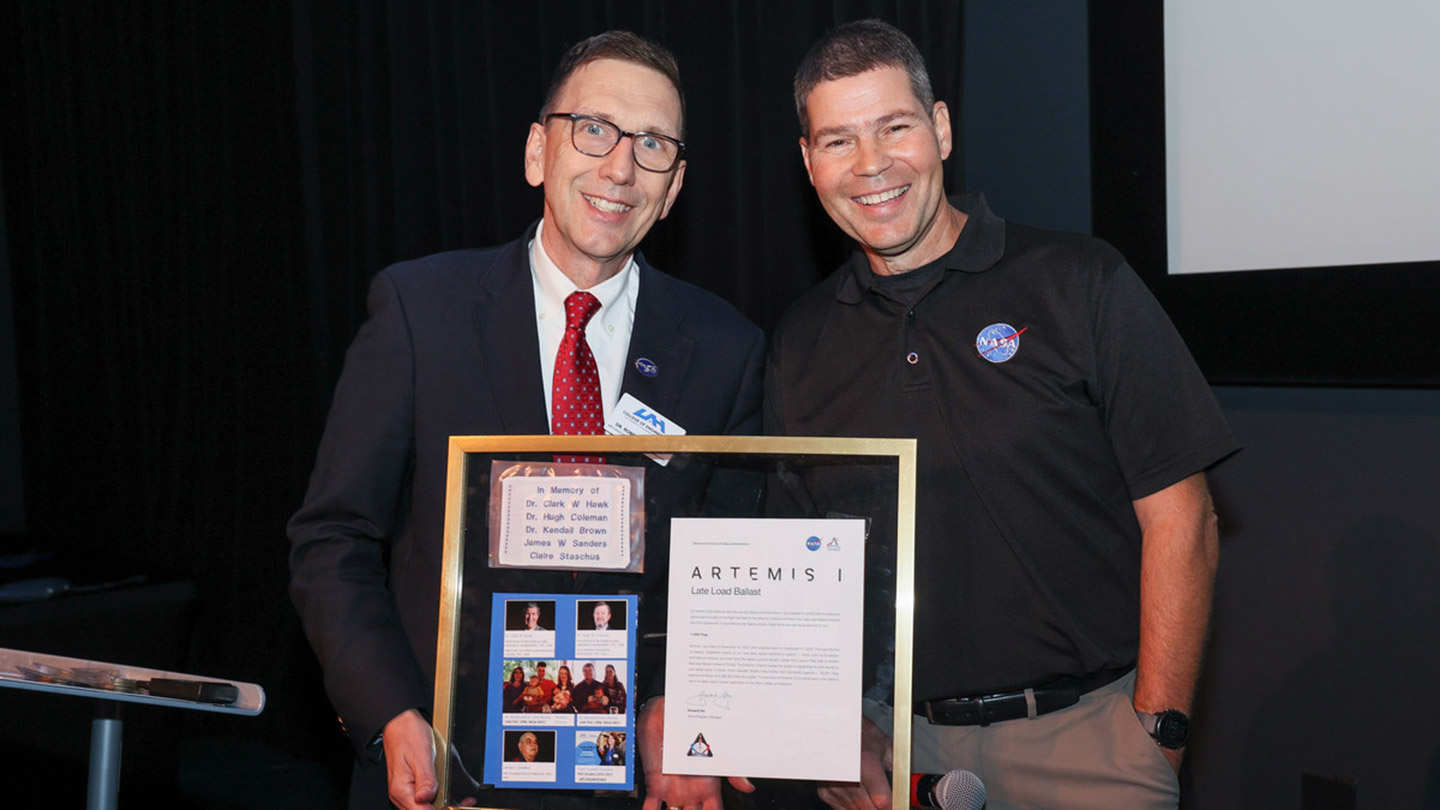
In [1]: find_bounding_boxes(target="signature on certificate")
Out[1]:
[686,690,735,710]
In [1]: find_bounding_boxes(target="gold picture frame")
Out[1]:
[432,434,916,809]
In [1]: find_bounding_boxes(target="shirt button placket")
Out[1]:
[905,309,921,368]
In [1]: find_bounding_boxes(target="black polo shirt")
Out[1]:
[765,193,1239,701]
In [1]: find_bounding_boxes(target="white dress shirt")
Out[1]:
[530,219,639,428]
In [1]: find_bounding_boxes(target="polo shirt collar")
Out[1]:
[835,191,1006,304]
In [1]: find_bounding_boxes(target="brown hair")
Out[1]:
[793,19,934,137]
[539,30,685,134]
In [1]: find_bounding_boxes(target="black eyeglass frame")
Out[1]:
[543,112,687,172]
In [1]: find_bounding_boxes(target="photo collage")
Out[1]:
[483,594,637,790]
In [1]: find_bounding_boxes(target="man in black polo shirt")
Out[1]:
[766,20,1239,809]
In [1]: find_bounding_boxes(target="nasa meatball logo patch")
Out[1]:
[975,323,1026,364]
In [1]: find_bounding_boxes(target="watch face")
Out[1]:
[1155,710,1190,749]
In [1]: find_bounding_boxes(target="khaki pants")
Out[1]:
[868,670,1179,810]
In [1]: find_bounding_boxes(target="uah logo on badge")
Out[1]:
[607,393,686,466]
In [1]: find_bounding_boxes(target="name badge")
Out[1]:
[607,394,685,466]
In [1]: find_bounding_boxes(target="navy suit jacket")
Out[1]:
[288,224,764,763]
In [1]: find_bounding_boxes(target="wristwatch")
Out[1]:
[1137,709,1190,749]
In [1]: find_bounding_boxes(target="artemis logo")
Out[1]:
[634,408,667,433]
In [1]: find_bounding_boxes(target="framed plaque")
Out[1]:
[432,435,916,810]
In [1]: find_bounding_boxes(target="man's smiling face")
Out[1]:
[800,65,954,274]
[525,58,686,285]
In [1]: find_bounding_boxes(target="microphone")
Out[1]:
[911,769,986,810]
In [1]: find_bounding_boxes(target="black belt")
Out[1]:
[917,668,1131,727]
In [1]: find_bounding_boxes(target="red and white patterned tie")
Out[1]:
[552,291,605,463]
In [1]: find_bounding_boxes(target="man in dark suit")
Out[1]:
[288,31,763,810]
[590,600,617,631]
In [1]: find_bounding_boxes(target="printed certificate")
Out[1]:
[662,518,865,781]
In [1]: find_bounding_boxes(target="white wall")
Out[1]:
[1165,0,1440,274]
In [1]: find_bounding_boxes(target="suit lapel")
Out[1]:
[472,229,551,435]
[471,241,695,434]
[620,258,694,420]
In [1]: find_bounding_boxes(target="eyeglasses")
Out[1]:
[544,113,686,173]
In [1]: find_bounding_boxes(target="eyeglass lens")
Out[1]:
[569,116,680,171]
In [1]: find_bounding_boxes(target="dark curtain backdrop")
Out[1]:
[0,0,964,776]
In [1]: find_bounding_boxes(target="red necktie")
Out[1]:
[552,291,605,463]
